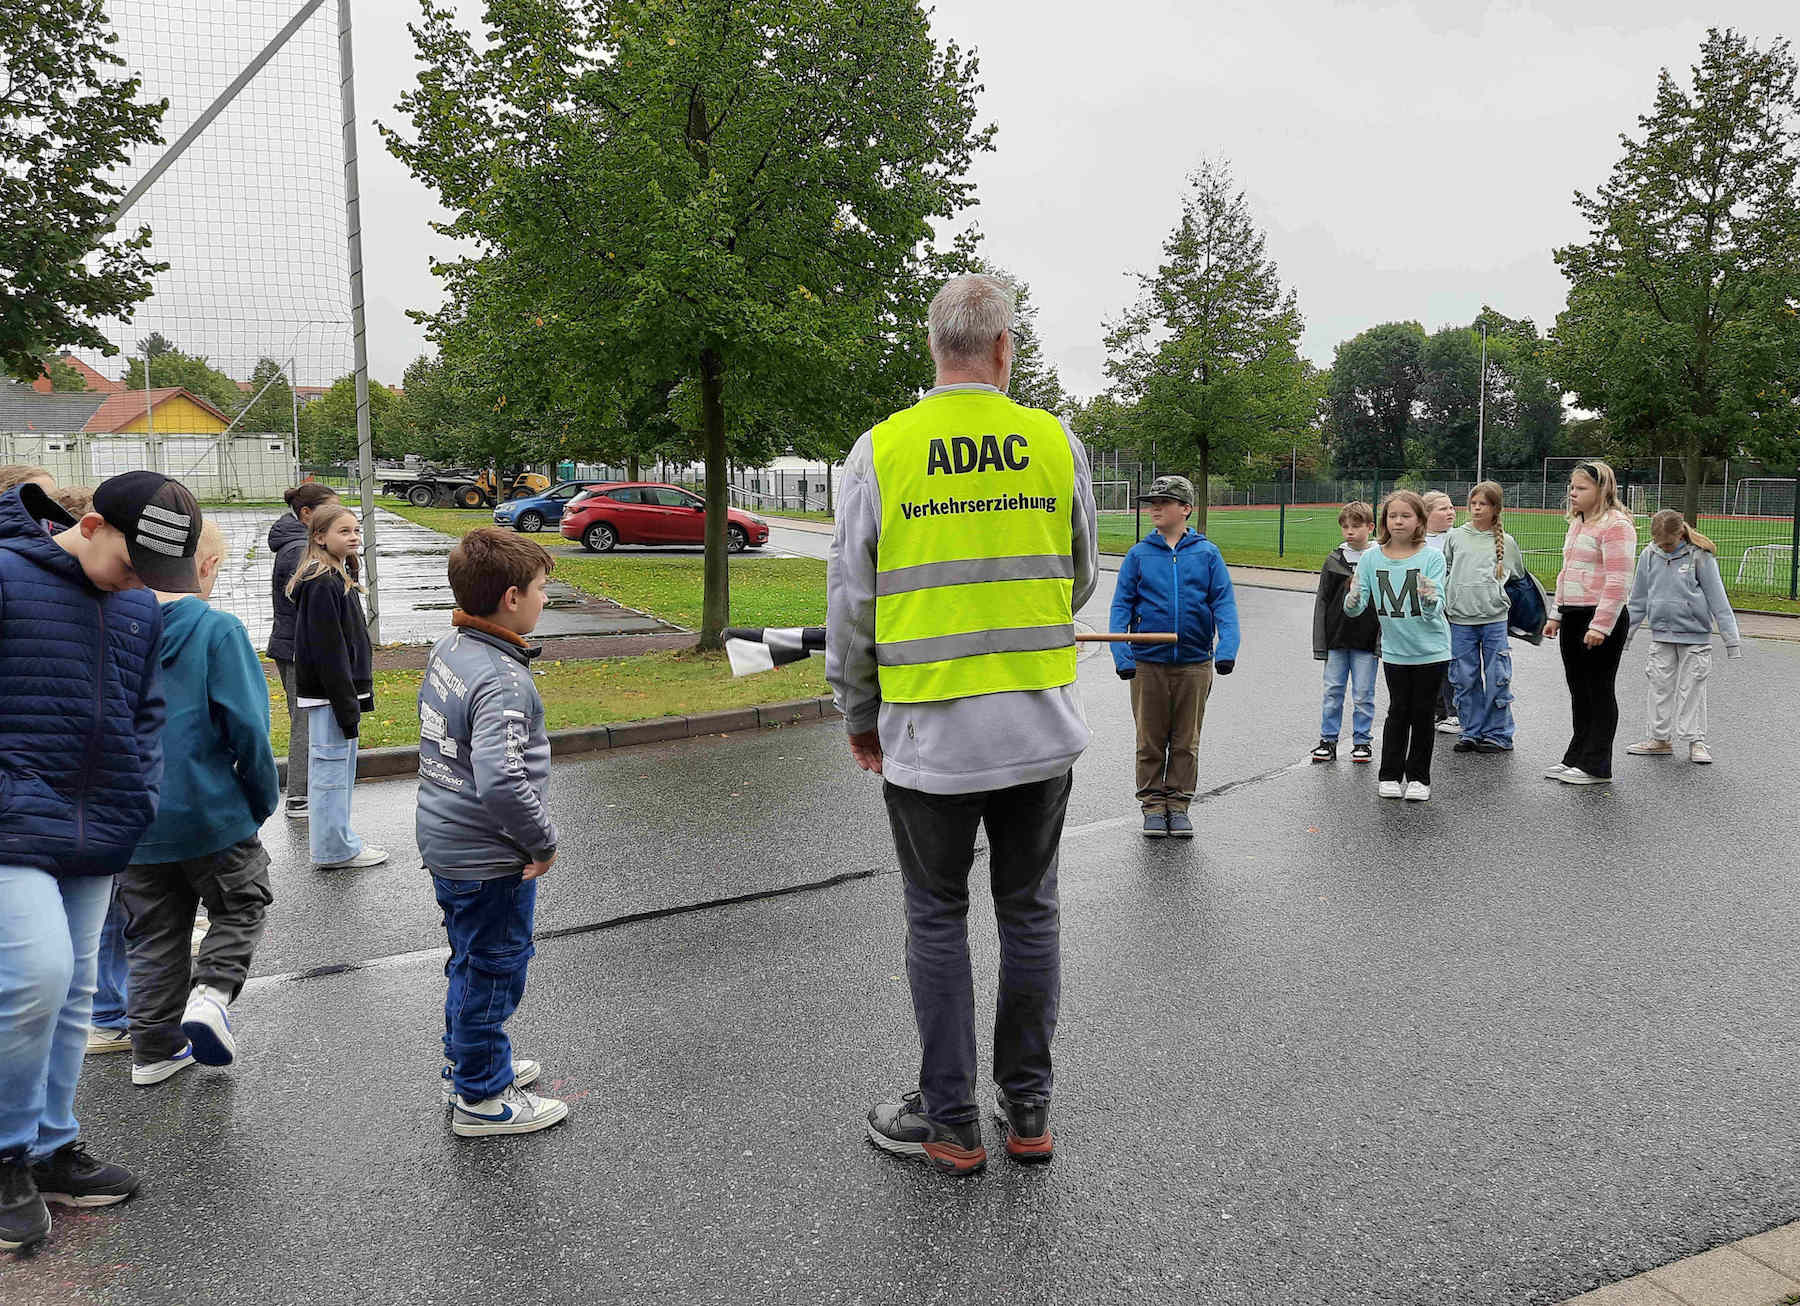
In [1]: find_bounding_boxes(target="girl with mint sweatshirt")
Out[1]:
[1344,492,1451,800]
[1441,482,1527,751]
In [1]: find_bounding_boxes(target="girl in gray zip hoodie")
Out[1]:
[1624,511,1741,763]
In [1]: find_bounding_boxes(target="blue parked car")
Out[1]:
[491,481,613,534]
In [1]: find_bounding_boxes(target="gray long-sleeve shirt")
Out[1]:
[825,383,1099,795]
[415,624,558,878]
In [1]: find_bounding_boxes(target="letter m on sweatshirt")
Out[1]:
[1376,568,1421,617]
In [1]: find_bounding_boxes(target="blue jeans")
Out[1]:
[434,873,538,1102]
[1320,648,1378,745]
[0,868,114,1158]
[1450,621,1515,746]
[307,705,364,865]
[92,883,130,1031]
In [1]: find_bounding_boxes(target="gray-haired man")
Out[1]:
[827,274,1098,1174]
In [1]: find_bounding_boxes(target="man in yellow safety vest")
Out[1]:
[826,273,1098,1175]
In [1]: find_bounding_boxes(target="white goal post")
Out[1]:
[1731,478,1794,517]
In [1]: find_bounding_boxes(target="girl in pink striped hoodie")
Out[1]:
[1543,460,1637,785]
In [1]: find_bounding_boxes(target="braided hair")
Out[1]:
[1470,481,1507,579]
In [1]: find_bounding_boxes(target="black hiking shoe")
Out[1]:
[866,1091,986,1175]
[1,1153,51,1253]
[992,1089,1054,1164]
[1310,739,1337,763]
[30,1142,138,1209]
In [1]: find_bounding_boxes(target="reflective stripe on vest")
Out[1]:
[870,389,1076,703]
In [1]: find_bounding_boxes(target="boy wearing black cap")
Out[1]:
[0,472,202,1252]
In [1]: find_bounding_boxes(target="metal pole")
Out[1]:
[1475,322,1487,482]
[1789,465,1799,601]
[113,0,328,224]
[340,0,379,641]
[1278,456,1287,557]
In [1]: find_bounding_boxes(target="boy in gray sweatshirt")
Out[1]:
[1625,510,1742,764]
[416,529,564,1138]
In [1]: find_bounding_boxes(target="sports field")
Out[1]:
[1097,505,1800,608]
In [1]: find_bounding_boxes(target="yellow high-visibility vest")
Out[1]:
[870,388,1077,703]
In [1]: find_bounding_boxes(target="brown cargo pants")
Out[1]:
[1130,661,1214,814]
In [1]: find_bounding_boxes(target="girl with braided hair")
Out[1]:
[1442,482,1527,752]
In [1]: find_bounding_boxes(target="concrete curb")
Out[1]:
[276,696,842,786]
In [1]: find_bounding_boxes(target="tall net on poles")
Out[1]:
[73,0,357,646]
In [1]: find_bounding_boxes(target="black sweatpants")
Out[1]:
[1381,661,1449,785]
[881,771,1072,1126]
[118,838,274,1060]
[1557,605,1630,778]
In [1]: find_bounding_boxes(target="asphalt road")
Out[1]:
[6,569,1798,1305]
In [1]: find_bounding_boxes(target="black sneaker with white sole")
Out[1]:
[1350,743,1372,763]
[29,1142,138,1209]
[1310,739,1337,763]
[0,1153,51,1252]
[866,1091,986,1175]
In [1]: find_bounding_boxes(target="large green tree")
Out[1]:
[385,0,989,647]
[1325,321,1425,472]
[1,1,166,384]
[235,357,296,436]
[299,376,410,465]
[1551,27,1800,520]
[1101,159,1312,529]
[976,263,1069,415]
[1416,310,1563,471]
[123,346,245,417]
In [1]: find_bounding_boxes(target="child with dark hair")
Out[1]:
[417,528,566,1137]
[1310,501,1380,764]
[267,482,341,820]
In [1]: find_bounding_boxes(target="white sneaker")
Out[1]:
[132,1044,195,1086]
[318,845,388,870]
[1405,782,1431,801]
[1378,780,1404,799]
[181,985,236,1067]
[451,1083,569,1137]
[1542,763,1571,779]
[1626,739,1673,756]
[1558,768,1612,786]
[1688,741,1713,764]
[85,1026,131,1056]
[440,1058,541,1105]
[1435,717,1461,734]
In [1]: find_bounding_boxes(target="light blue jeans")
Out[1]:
[1321,648,1378,745]
[1450,620,1515,746]
[0,867,114,1158]
[307,705,365,866]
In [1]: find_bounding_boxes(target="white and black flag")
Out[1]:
[723,626,826,677]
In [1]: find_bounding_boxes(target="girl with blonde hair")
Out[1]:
[1544,460,1636,785]
[1442,482,1527,751]
[1625,509,1740,765]
[287,505,386,870]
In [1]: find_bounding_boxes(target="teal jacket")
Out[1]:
[130,597,280,864]
[1344,545,1451,664]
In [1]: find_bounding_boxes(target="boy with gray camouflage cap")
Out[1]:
[1108,475,1240,838]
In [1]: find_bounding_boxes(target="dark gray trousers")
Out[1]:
[275,659,308,805]
[118,838,274,1060]
[881,770,1072,1126]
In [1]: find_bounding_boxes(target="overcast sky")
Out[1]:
[344,0,1793,398]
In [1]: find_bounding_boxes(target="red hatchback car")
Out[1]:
[559,482,771,553]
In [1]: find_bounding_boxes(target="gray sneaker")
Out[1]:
[451,1083,568,1138]
[1165,811,1194,838]
[1141,811,1168,838]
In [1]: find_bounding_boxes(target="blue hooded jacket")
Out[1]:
[1109,528,1241,671]
[0,484,165,878]
[130,596,281,864]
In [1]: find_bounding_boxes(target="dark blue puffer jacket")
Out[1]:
[0,484,166,878]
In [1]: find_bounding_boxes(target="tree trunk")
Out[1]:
[627,454,640,481]
[698,350,730,651]
[1192,438,1210,533]
[1680,442,1703,525]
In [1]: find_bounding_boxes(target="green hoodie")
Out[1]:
[1441,522,1526,625]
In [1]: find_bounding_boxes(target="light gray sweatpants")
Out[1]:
[1644,640,1712,743]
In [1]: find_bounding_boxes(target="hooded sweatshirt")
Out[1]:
[292,569,374,738]
[131,597,281,863]
[0,484,165,878]
[1626,539,1742,651]
[265,513,309,660]
[1312,543,1380,659]
[1441,522,1526,625]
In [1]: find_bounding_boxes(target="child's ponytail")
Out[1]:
[1471,481,1506,579]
